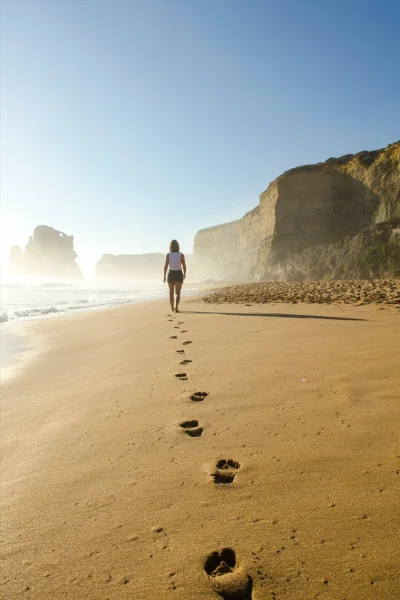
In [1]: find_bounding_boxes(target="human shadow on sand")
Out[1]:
[185,311,367,322]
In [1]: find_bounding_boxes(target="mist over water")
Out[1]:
[0,279,174,325]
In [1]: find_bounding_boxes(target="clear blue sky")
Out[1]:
[1,0,399,277]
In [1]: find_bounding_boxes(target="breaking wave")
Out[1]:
[0,282,169,325]
[0,282,201,325]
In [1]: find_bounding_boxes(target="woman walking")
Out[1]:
[163,240,186,312]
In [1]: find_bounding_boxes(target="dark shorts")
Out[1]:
[167,269,184,283]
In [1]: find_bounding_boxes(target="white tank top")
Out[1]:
[168,252,182,270]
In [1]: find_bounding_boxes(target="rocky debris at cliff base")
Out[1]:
[200,280,400,306]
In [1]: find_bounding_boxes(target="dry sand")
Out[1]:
[1,297,400,600]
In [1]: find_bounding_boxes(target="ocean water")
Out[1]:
[0,281,175,325]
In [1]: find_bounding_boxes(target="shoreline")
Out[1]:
[2,297,400,599]
[0,298,165,382]
[0,284,210,380]
[0,281,210,328]
[0,325,35,383]
[2,285,398,384]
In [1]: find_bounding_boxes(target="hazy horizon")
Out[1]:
[1,0,399,279]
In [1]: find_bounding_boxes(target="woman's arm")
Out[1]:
[181,253,186,279]
[163,254,169,282]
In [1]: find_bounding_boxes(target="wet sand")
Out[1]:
[1,298,399,599]
[0,327,34,383]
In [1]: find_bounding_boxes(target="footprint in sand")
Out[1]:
[182,341,192,345]
[190,391,208,402]
[212,460,240,484]
[181,330,188,333]
[174,326,180,329]
[175,373,188,380]
[179,420,203,437]
[176,350,185,354]
[178,321,184,325]
[170,336,178,339]
[180,359,192,365]
[204,548,252,599]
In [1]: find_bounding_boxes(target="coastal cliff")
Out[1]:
[9,225,82,281]
[193,141,400,281]
[193,207,260,281]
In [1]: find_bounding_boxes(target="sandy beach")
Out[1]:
[1,297,400,600]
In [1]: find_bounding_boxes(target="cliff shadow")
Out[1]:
[184,310,367,322]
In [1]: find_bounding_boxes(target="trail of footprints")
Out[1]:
[166,311,248,598]
[165,311,381,597]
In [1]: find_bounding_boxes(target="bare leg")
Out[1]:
[175,282,183,312]
[168,282,175,311]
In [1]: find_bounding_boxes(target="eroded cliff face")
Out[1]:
[193,141,400,282]
[9,225,82,280]
[193,207,260,281]
[258,141,400,280]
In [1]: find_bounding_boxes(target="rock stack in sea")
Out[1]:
[9,225,82,280]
